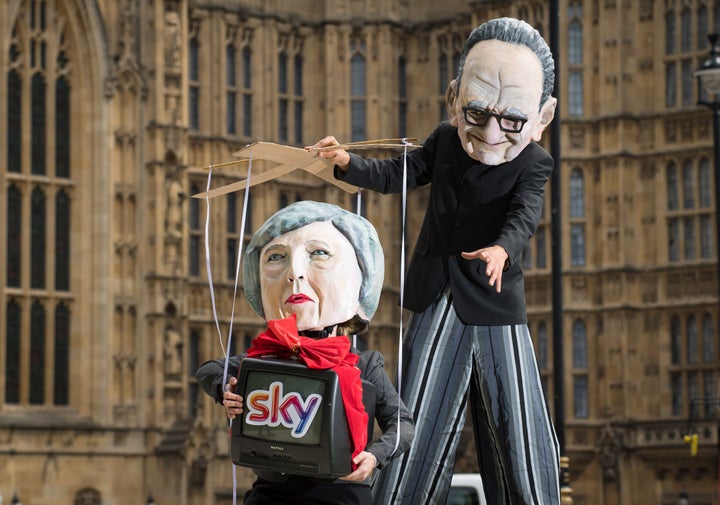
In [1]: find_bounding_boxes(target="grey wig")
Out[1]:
[456,17,555,108]
[243,200,385,321]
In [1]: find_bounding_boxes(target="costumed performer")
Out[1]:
[196,200,415,505]
[309,17,561,505]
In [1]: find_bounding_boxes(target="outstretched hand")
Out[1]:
[306,136,351,171]
[222,376,244,420]
[339,451,377,482]
[461,245,509,293]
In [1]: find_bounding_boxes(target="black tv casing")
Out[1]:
[232,357,353,480]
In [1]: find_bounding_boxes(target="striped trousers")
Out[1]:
[372,289,560,505]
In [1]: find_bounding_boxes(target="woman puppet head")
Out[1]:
[243,201,384,335]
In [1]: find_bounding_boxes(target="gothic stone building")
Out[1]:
[1,1,719,504]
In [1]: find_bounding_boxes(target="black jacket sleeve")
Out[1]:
[195,354,243,404]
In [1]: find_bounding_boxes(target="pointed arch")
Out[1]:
[1,0,111,412]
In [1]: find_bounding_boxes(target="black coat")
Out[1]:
[337,122,553,325]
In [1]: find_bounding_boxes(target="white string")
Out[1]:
[354,189,363,349]
[221,150,252,396]
[204,153,254,505]
[391,140,409,456]
[204,167,226,357]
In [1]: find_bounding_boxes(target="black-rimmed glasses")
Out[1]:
[462,107,527,133]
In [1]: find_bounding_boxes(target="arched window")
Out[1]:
[568,4,583,116]
[698,5,709,50]
[666,8,699,108]
[278,51,288,142]
[666,10,676,55]
[682,160,695,209]
[570,225,585,267]
[436,35,460,122]
[398,56,407,138]
[243,46,253,137]
[570,168,584,217]
[668,158,711,262]
[189,36,200,130]
[274,42,304,145]
[189,329,201,418]
[54,302,70,405]
[667,162,679,210]
[294,54,304,144]
[699,158,711,208]
[667,162,681,262]
[4,2,74,406]
[670,312,718,417]
[681,8,692,52]
[572,320,588,369]
[671,315,682,364]
[702,313,715,363]
[687,315,699,364]
[572,319,588,418]
[226,41,237,135]
[189,184,201,277]
[350,39,367,142]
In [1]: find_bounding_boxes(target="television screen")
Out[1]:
[231,357,354,479]
[242,369,325,445]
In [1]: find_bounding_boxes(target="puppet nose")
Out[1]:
[476,116,507,143]
[287,256,306,284]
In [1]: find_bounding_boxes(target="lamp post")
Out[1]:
[695,34,720,305]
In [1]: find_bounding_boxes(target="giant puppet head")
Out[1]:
[243,201,384,335]
[446,17,557,166]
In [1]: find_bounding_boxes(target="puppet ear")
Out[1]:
[445,79,460,126]
[532,96,557,142]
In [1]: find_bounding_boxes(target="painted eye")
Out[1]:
[499,116,525,132]
[267,253,284,262]
[310,249,330,257]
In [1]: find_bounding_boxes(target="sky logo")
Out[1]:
[245,381,322,438]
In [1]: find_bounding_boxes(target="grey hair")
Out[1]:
[243,200,384,321]
[456,17,555,108]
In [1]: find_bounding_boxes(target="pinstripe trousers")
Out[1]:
[372,289,560,505]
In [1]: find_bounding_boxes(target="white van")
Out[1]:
[447,473,487,505]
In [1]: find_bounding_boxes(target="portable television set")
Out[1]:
[231,357,373,480]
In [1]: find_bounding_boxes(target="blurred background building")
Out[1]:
[1,0,719,504]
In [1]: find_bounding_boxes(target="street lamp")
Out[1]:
[696,34,720,307]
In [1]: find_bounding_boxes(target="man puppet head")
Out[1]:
[446,17,557,166]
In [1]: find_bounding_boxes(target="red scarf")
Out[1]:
[246,315,368,466]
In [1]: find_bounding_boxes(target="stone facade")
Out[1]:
[0,1,718,504]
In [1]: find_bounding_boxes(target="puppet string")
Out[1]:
[202,164,239,504]
[391,140,409,457]
[221,149,252,395]
[225,151,252,505]
[353,189,364,349]
[204,166,227,357]
[204,153,253,505]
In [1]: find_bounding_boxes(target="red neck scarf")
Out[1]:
[246,315,368,465]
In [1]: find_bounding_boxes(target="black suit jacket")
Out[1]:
[337,122,553,325]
